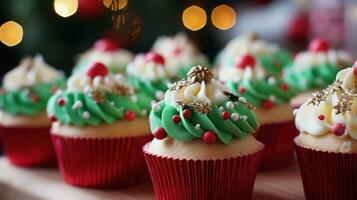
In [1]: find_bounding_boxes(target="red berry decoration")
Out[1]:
[221,111,230,120]
[57,98,66,106]
[49,115,57,122]
[50,86,58,94]
[318,115,325,121]
[281,83,289,91]
[93,38,119,52]
[86,62,109,79]
[235,54,255,69]
[153,127,167,140]
[238,87,246,94]
[331,123,345,136]
[203,131,217,145]
[31,94,39,102]
[183,109,191,118]
[172,115,181,124]
[172,47,182,56]
[308,38,330,52]
[145,52,165,65]
[262,100,274,110]
[124,110,136,121]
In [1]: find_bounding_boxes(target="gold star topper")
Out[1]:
[187,65,213,84]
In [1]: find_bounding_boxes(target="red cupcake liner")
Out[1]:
[143,144,264,200]
[51,134,153,188]
[254,120,298,170]
[0,125,56,167]
[295,140,357,200]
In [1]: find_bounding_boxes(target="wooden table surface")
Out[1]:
[0,157,305,200]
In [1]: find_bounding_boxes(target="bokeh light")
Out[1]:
[211,4,236,30]
[0,21,23,47]
[103,0,128,10]
[54,0,78,18]
[182,5,207,31]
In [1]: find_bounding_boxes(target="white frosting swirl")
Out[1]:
[295,67,357,140]
[67,73,133,94]
[152,33,208,76]
[218,61,266,82]
[3,55,64,90]
[164,79,228,107]
[126,54,169,81]
[287,50,352,73]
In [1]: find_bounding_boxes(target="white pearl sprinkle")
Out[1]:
[155,91,164,100]
[226,101,235,109]
[71,100,83,111]
[151,100,156,106]
[267,77,276,85]
[240,115,248,120]
[293,109,298,116]
[231,113,239,121]
[219,106,224,112]
[111,101,115,106]
[82,111,90,119]
[130,95,138,103]
[194,124,201,130]
[141,109,147,116]
[152,103,161,112]
[83,86,92,93]
[239,97,247,103]
[269,95,276,102]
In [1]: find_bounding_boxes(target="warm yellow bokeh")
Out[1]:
[211,4,236,30]
[182,5,207,31]
[103,0,128,10]
[0,21,23,47]
[54,0,78,18]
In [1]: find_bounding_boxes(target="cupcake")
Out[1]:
[151,33,208,79]
[127,52,171,101]
[294,65,357,200]
[0,55,65,167]
[48,62,153,188]
[73,38,133,74]
[218,49,296,169]
[143,66,264,200]
[284,38,352,108]
[216,33,291,77]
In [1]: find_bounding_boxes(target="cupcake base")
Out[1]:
[254,120,298,170]
[1,125,56,167]
[143,144,264,200]
[51,134,152,188]
[295,140,357,200]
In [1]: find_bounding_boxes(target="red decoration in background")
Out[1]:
[93,38,120,52]
[154,127,167,140]
[287,13,309,42]
[353,60,357,76]
[239,87,246,94]
[183,109,191,118]
[30,94,39,102]
[235,54,255,69]
[203,131,217,144]
[145,52,165,65]
[172,115,181,124]
[78,0,104,19]
[281,83,289,91]
[308,38,330,52]
[124,110,136,121]
[262,100,274,110]
[86,62,109,79]
[221,111,230,120]
[49,115,57,122]
[58,98,66,106]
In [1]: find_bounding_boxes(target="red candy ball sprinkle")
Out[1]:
[154,127,167,140]
[318,115,325,121]
[31,94,39,102]
[172,115,181,124]
[145,52,165,65]
[238,87,246,94]
[308,38,330,52]
[172,47,182,56]
[57,98,66,106]
[93,38,119,52]
[235,54,255,69]
[262,99,274,110]
[331,123,345,136]
[183,109,191,118]
[86,62,109,79]
[203,131,217,144]
[221,111,230,120]
[281,83,289,91]
[124,110,136,121]
[49,115,57,122]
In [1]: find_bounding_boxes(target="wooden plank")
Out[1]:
[0,157,304,200]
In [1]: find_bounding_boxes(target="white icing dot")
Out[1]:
[82,111,90,119]
[130,95,138,103]
[152,103,161,112]
[194,124,201,130]
[111,101,115,106]
[269,95,276,102]
[151,100,156,106]
[267,77,276,85]
[231,113,239,121]
[155,91,164,100]
[226,101,235,109]
[293,109,298,116]
[141,109,147,115]
[239,97,247,103]
[84,86,92,93]
[71,100,83,111]
[219,106,224,112]
[240,115,248,120]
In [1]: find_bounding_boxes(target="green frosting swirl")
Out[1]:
[0,79,65,116]
[150,100,258,144]
[284,63,341,92]
[47,90,152,126]
[225,77,295,108]
[128,76,168,100]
